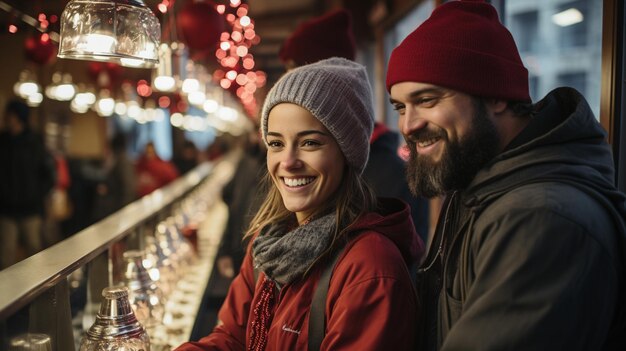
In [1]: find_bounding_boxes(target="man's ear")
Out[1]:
[486,99,508,115]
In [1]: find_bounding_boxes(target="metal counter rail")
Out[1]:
[0,154,238,350]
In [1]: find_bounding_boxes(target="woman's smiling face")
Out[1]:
[266,103,346,224]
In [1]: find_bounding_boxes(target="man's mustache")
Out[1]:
[404,128,446,145]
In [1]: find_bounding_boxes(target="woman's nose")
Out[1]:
[280,149,302,169]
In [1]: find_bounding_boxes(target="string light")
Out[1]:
[0,1,60,41]
[214,0,265,117]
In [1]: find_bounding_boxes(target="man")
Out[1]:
[386,1,626,350]
[0,99,56,269]
[280,8,430,239]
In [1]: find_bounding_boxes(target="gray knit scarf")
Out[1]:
[252,213,336,285]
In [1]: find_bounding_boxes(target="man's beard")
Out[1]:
[405,99,500,198]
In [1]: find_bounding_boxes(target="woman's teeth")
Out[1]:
[284,177,314,187]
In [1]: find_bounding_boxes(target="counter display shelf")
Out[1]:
[0,152,240,350]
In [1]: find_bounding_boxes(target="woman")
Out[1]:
[175,58,422,350]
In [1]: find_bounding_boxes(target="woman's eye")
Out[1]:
[302,140,321,147]
[267,140,283,148]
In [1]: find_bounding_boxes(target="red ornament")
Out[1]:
[24,33,56,65]
[177,0,225,51]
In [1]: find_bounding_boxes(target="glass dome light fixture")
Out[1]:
[57,0,160,69]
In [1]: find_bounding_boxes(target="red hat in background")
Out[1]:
[279,9,356,66]
[386,0,530,102]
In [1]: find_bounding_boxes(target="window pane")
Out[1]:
[504,0,602,119]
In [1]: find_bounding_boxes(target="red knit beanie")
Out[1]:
[279,9,356,66]
[386,0,530,102]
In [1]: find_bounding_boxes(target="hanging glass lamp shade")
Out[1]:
[58,0,160,68]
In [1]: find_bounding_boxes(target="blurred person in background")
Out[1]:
[216,128,266,279]
[43,149,72,247]
[135,141,179,197]
[176,57,421,351]
[92,133,137,221]
[174,139,200,175]
[0,98,56,269]
[279,8,430,241]
[206,135,230,161]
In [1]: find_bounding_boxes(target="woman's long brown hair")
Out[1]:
[244,164,377,274]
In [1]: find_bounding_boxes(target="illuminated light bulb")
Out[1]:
[244,29,255,40]
[240,16,250,27]
[154,76,175,92]
[243,58,254,70]
[203,99,219,113]
[158,96,170,108]
[552,8,583,27]
[231,31,242,43]
[187,91,206,106]
[236,74,247,85]
[55,83,76,101]
[27,92,43,107]
[71,98,90,113]
[236,46,248,57]
[182,78,200,93]
[96,90,115,117]
[74,92,96,106]
[170,112,184,127]
[236,7,247,17]
[78,33,117,54]
[18,82,41,98]
[115,102,128,116]
[226,70,237,80]
[127,102,142,119]
[218,107,237,121]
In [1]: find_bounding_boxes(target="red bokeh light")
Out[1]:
[158,96,171,108]
[137,80,152,97]
[220,79,231,89]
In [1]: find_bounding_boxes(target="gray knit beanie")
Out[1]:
[261,57,374,174]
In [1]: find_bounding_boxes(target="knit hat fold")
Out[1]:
[386,0,531,102]
[261,57,374,174]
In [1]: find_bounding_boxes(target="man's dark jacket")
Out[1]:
[419,88,626,350]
